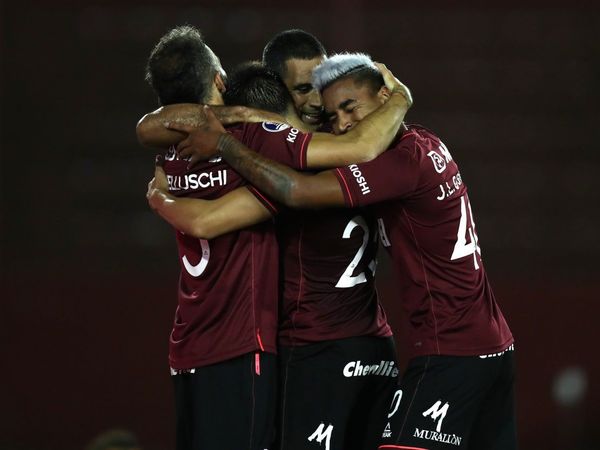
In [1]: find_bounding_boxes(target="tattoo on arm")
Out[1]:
[217,133,297,204]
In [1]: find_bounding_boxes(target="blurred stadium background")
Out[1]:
[1,0,598,449]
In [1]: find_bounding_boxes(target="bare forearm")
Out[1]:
[136,104,205,148]
[148,190,218,238]
[137,104,288,149]
[148,185,272,238]
[217,134,296,204]
[217,134,344,208]
[213,105,286,125]
[306,92,409,168]
[343,92,409,159]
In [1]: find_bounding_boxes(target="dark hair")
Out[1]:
[223,61,293,115]
[335,66,385,95]
[262,29,326,77]
[145,25,219,105]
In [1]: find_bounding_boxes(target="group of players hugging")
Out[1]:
[137,26,516,450]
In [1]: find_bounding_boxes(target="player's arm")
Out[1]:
[216,133,345,209]
[306,65,412,168]
[147,164,273,239]
[136,104,286,149]
[172,64,413,169]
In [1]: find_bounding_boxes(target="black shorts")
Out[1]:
[172,351,277,450]
[379,345,516,450]
[277,336,398,450]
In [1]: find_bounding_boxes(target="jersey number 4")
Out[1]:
[451,195,481,270]
[336,216,377,288]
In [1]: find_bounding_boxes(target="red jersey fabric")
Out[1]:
[162,124,284,369]
[235,122,392,345]
[334,125,513,358]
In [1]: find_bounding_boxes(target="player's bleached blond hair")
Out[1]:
[312,52,378,92]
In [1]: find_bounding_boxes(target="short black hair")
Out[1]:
[223,61,293,115]
[145,25,219,105]
[335,67,385,96]
[262,29,326,78]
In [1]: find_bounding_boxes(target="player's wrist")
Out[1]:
[216,132,237,156]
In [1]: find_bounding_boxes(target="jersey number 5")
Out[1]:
[182,239,211,277]
[451,195,481,270]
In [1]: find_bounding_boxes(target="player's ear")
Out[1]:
[215,71,226,93]
[377,85,391,104]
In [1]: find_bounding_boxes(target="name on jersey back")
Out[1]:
[164,147,228,192]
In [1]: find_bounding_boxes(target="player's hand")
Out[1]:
[374,62,413,108]
[146,156,170,210]
[167,106,227,169]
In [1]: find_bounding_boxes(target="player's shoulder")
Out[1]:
[390,124,443,155]
[403,124,458,176]
[229,121,295,143]
[400,124,441,145]
[232,121,291,134]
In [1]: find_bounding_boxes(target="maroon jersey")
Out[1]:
[276,209,392,346]
[233,122,392,346]
[162,125,279,370]
[334,125,513,358]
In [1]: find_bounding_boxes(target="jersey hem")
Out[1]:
[407,336,514,359]
[278,328,393,347]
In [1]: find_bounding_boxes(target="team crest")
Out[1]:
[262,122,290,132]
[427,150,447,173]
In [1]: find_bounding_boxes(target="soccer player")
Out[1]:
[137,28,327,150]
[146,58,413,449]
[144,26,281,450]
[174,53,517,450]
[262,29,326,129]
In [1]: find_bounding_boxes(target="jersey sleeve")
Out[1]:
[333,139,420,208]
[246,186,280,215]
[242,122,313,170]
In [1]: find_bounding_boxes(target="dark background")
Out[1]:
[1,1,598,449]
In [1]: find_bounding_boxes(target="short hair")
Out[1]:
[223,61,293,115]
[145,25,220,105]
[262,29,326,78]
[312,52,384,94]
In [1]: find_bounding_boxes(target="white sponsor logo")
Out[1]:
[342,360,399,378]
[286,128,300,143]
[479,343,514,359]
[382,422,392,438]
[413,401,463,447]
[413,428,462,447]
[423,400,449,433]
[307,423,333,450]
[262,122,290,132]
[347,164,370,195]
[167,170,228,191]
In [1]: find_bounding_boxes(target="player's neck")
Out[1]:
[285,110,311,132]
